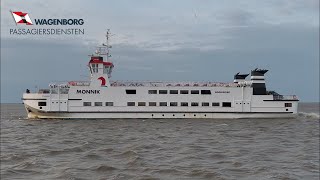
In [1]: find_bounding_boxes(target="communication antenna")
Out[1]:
[93,29,115,62]
[104,29,115,61]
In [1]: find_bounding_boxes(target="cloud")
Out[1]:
[1,0,319,102]
[2,0,318,51]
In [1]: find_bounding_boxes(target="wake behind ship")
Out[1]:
[22,30,299,119]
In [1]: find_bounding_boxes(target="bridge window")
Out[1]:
[202,102,209,106]
[201,90,211,95]
[95,102,102,106]
[212,102,220,106]
[38,102,46,106]
[127,102,135,106]
[222,102,232,107]
[170,90,178,94]
[159,90,167,94]
[103,65,110,74]
[191,102,199,106]
[148,90,157,94]
[83,102,91,106]
[160,102,167,106]
[285,103,292,107]
[149,102,157,106]
[181,102,188,106]
[92,64,98,73]
[191,90,199,94]
[106,102,113,106]
[180,90,188,94]
[138,102,146,106]
[126,89,136,94]
[170,102,178,106]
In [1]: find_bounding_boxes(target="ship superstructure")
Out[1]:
[22,30,299,119]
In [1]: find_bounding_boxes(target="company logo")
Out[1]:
[11,11,84,26]
[34,19,84,25]
[98,77,108,87]
[9,10,85,35]
[11,11,33,25]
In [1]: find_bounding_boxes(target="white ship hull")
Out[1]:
[22,31,299,120]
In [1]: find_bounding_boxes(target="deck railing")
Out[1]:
[110,81,238,87]
[68,81,90,86]
[273,95,298,100]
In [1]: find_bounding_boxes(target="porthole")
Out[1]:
[152,114,154,117]
[204,114,207,117]
[286,109,288,111]
[194,114,196,117]
[173,114,175,116]
[162,114,164,117]
[183,114,185,116]
[39,107,42,109]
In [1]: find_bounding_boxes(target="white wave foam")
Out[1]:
[216,123,228,126]
[298,112,320,119]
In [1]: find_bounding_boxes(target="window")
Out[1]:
[181,102,188,106]
[170,90,178,94]
[94,64,99,73]
[191,102,199,106]
[180,90,188,94]
[138,102,146,106]
[106,102,114,106]
[83,102,91,106]
[285,103,292,107]
[95,102,102,106]
[201,90,211,95]
[149,102,157,106]
[159,90,168,94]
[160,102,167,106]
[126,89,136,94]
[170,102,178,106]
[91,64,98,73]
[222,102,232,107]
[38,102,46,106]
[212,102,220,106]
[202,102,209,106]
[148,90,157,94]
[191,90,199,94]
[127,102,135,106]
[103,65,110,74]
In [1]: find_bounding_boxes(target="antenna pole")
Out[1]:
[93,29,112,60]
[106,29,110,62]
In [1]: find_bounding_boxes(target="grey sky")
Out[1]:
[1,0,319,103]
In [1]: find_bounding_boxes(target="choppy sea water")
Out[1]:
[1,103,319,180]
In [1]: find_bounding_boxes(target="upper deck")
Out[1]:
[109,81,239,87]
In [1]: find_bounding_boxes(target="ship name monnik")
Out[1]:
[76,90,100,94]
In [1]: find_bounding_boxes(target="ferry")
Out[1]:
[22,30,299,119]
